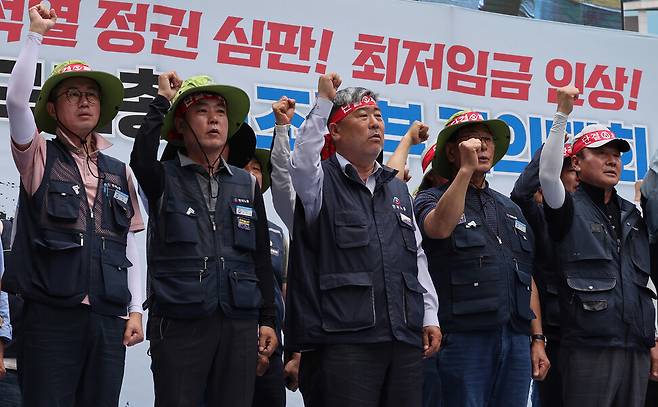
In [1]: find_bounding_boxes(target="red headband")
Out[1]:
[563,143,573,158]
[422,144,436,173]
[571,129,616,156]
[327,95,378,125]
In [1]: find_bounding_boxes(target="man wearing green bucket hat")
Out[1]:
[414,110,549,406]
[130,72,276,407]
[3,4,146,406]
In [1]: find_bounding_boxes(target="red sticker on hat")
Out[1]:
[448,111,484,126]
[60,63,91,73]
[572,129,617,155]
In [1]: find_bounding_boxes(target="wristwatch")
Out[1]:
[531,333,547,345]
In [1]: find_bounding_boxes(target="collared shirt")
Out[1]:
[177,151,236,215]
[289,97,440,327]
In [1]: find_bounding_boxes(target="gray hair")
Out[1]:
[329,87,378,122]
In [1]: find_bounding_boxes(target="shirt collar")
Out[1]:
[177,151,233,176]
[335,152,382,178]
[56,128,112,156]
[580,181,617,207]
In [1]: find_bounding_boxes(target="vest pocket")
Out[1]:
[151,265,208,305]
[165,205,199,244]
[230,203,257,251]
[32,236,83,297]
[46,181,81,222]
[110,194,132,231]
[566,277,617,337]
[402,272,427,331]
[450,261,499,315]
[319,272,375,332]
[452,222,487,249]
[334,214,369,249]
[397,214,417,252]
[228,265,263,309]
[100,252,133,305]
[513,261,535,321]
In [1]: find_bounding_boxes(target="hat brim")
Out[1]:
[34,70,124,135]
[585,138,631,153]
[432,119,511,179]
[161,84,250,143]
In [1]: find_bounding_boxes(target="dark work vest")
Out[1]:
[556,188,655,349]
[3,139,134,317]
[146,157,262,320]
[285,156,426,350]
[418,183,536,334]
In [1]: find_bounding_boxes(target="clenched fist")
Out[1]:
[318,73,341,101]
[272,96,296,125]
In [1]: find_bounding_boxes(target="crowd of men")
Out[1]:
[0,4,657,407]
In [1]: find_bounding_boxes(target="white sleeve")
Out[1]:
[126,232,144,314]
[270,124,296,232]
[7,32,41,145]
[289,97,333,224]
[413,206,439,327]
[539,112,569,209]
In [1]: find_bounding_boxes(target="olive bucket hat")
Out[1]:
[161,75,250,145]
[432,110,511,179]
[34,60,124,134]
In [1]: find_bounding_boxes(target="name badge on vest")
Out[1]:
[399,212,413,228]
[113,190,129,205]
[514,219,527,234]
[236,205,253,217]
[238,217,251,230]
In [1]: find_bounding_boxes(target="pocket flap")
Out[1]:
[567,277,616,292]
[102,250,133,268]
[48,180,80,196]
[165,199,198,217]
[515,267,532,286]
[334,211,367,227]
[402,272,427,294]
[34,237,81,251]
[319,272,373,290]
[450,263,500,285]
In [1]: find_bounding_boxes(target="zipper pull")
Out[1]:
[101,237,105,250]
[212,220,217,231]
[513,258,519,271]
[497,235,502,245]
[79,233,84,247]
[617,239,621,254]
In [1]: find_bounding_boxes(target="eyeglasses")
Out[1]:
[455,135,494,144]
[55,88,101,105]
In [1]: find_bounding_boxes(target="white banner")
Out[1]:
[0,1,656,404]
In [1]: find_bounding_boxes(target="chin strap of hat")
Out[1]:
[183,118,228,208]
[54,108,104,182]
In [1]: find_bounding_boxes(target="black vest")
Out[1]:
[286,156,426,350]
[557,188,655,349]
[418,183,535,334]
[3,139,134,316]
[146,158,262,320]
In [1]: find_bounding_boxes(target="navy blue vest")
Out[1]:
[286,156,426,350]
[556,188,655,349]
[418,183,536,334]
[146,157,262,320]
[4,139,134,316]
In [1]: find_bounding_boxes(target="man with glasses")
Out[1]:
[2,4,145,407]
[414,111,549,407]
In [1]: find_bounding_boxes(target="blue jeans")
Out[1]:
[438,324,531,407]
[0,369,22,406]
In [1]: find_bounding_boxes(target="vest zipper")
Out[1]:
[200,256,208,282]
[79,233,84,247]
